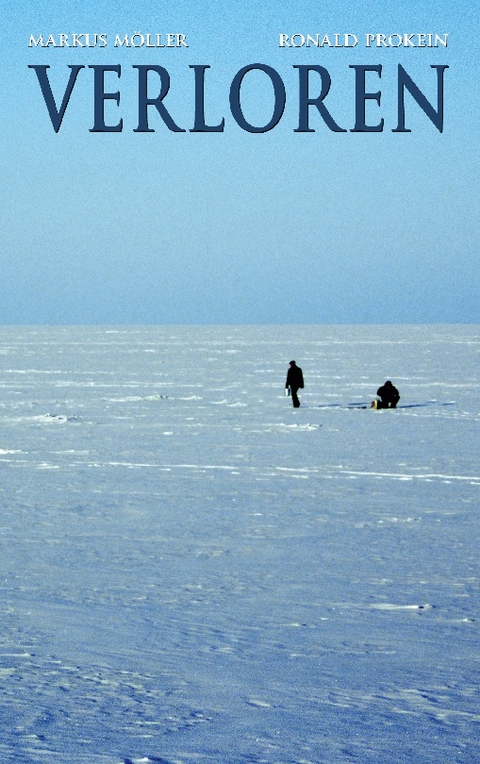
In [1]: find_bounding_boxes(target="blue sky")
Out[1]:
[1,0,478,323]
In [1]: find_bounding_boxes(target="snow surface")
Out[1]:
[0,325,479,764]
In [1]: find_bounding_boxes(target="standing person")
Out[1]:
[374,380,400,409]
[285,360,304,408]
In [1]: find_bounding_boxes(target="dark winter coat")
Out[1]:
[376,381,400,408]
[286,364,304,391]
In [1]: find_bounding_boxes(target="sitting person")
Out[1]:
[372,380,400,409]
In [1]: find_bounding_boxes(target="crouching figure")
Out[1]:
[372,380,400,409]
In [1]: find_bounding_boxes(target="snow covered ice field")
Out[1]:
[0,324,479,764]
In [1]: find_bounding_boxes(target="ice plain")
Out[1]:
[0,324,479,764]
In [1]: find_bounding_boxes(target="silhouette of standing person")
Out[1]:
[286,360,304,408]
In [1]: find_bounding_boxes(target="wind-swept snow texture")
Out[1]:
[0,325,478,763]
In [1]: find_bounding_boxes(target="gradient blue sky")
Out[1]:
[1,0,478,324]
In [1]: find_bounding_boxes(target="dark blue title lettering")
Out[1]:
[28,63,449,134]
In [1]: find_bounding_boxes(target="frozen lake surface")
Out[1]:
[0,325,479,764]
